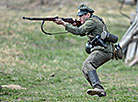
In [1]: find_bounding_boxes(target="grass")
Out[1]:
[0,0,138,102]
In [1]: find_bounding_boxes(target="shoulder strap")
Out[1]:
[92,15,105,25]
[92,15,107,31]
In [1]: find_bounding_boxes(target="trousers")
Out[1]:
[82,50,112,79]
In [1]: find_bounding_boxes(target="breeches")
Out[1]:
[82,50,112,78]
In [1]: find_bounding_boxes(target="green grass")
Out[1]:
[0,0,138,102]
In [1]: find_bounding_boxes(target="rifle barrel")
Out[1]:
[23,17,57,21]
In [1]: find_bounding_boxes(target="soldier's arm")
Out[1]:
[65,19,95,36]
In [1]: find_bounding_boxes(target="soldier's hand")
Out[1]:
[72,22,77,26]
[54,19,67,26]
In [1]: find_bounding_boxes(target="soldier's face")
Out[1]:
[79,13,91,24]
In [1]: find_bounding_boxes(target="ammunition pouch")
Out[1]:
[112,43,123,60]
[85,35,107,54]
[85,41,93,54]
[101,31,118,43]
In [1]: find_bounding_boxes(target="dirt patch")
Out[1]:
[1,84,27,90]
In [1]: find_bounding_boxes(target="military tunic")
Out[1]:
[65,16,113,53]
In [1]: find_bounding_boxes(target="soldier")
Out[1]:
[54,4,113,97]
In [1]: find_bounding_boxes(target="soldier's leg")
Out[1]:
[82,50,112,97]
[82,61,105,96]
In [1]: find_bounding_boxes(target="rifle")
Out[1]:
[22,16,81,35]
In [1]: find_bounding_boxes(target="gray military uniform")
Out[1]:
[65,4,113,96]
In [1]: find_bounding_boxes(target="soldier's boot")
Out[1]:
[86,70,106,97]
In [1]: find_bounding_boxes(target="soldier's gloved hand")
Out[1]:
[54,19,68,26]
[72,22,77,26]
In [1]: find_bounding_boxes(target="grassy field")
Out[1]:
[0,0,138,102]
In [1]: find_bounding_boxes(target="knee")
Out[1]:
[82,60,90,75]
[82,59,97,75]
[82,59,89,68]
[82,66,86,75]
[82,67,88,79]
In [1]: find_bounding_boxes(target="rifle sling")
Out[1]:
[41,20,68,35]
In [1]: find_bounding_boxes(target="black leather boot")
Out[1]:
[86,70,106,97]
